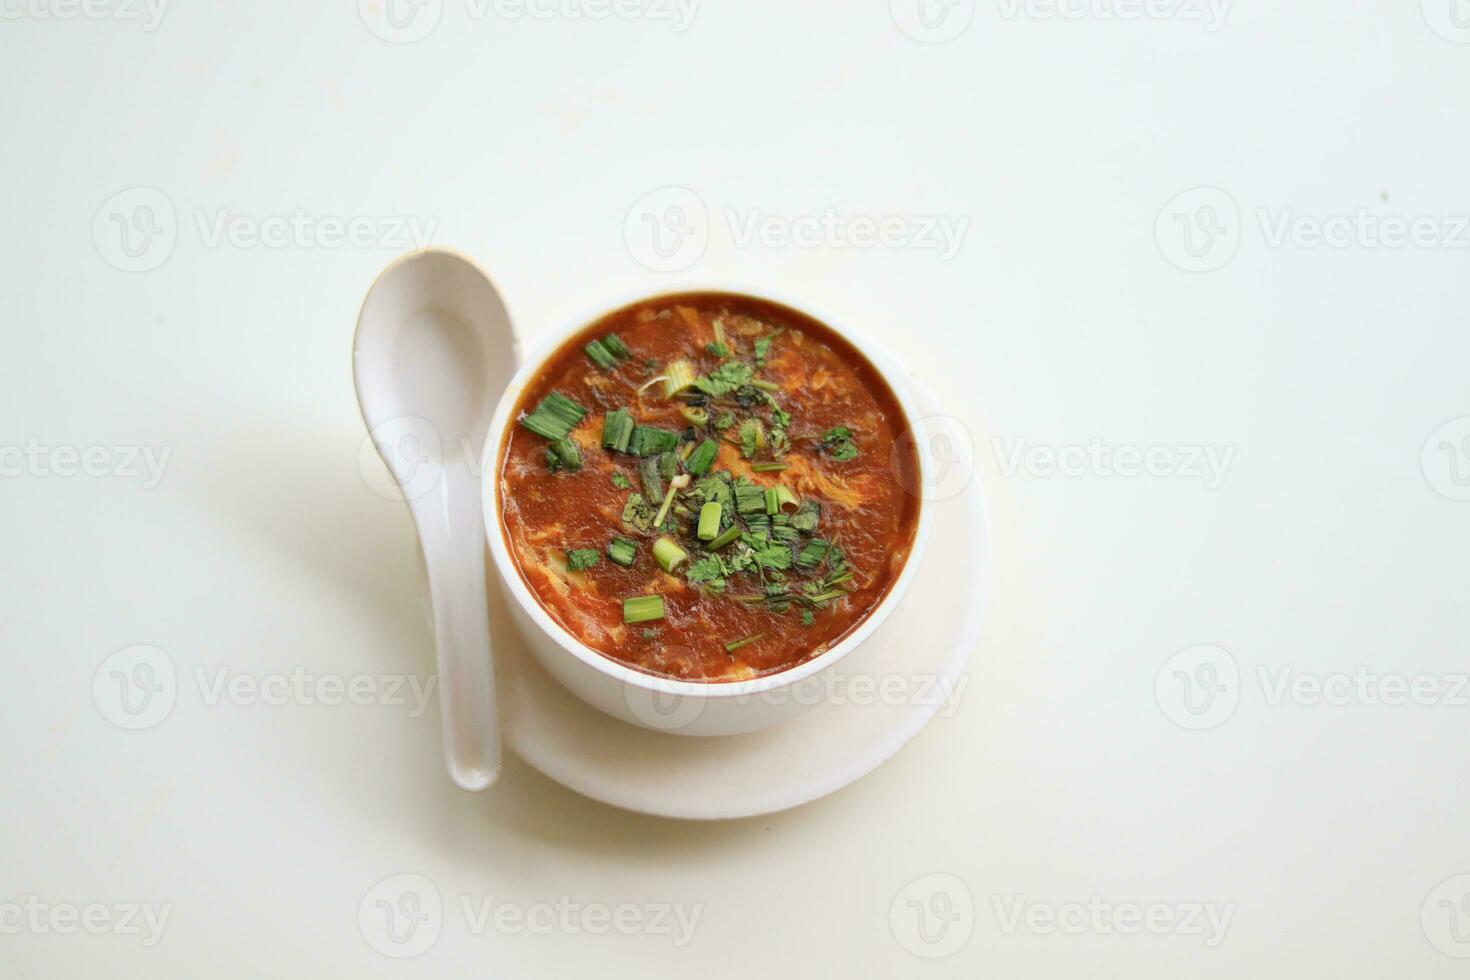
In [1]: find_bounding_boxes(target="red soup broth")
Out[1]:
[497,293,921,682]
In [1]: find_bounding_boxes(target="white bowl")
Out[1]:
[481,285,933,736]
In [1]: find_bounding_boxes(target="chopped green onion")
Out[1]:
[706,525,742,550]
[706,342,731,359]
[566,549,600,571]
[764,483,798,514]
[638,455,663,501]
[734,483,766,516]
[697,502,722,541]
[623,595,665,624]
[797,538,831,569]
[658,451,678,482]
[712,317,727,349]
[723,633,764,653]
[750,379,780,391]
[662,359,696,398]
[602,334,630,359]
[607,537,637,567]
[750,462,787,473]
[629,425,679,457]
[519,392,586,440]
[584,339,617,371]
[652,474,690,529]
[601,409,634,452]
[681,405,709,428]
[653,536,688,573]
[685,439,718,476]
[546,438,582,472]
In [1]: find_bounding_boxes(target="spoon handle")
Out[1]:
[421,483,502,791]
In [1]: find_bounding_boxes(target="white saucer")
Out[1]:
[489,383,989,819]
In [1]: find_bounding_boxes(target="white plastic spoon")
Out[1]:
[353,249,519,791]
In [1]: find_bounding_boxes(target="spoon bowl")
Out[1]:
[353,248,520,790]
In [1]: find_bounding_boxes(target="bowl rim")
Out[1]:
[480,282,934,701]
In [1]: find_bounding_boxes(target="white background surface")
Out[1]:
[4,1,1469,976]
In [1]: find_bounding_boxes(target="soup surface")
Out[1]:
[497,293,921,682]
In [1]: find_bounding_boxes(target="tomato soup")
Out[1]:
[497,293,921,682]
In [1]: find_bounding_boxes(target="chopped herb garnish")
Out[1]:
[602,334,630,359]
[607,537,638,567]
[724,633,764,653]
[519,392,586,440]
[751,462,787,473]
[734,482,766,516]
[601,409,634,452]
[738,418,765,459]
[686,555,727,589]
[638,455,663,502]
[653,473,691,529]
[681,405,709,428]
[753,336,772,364]
[801,609,815,626]
[818,426,859,462]
[566,549,600,571]
[694,361,754,397]
[796,538,831,569]
[611,472,631,490]
[623,595,665,624]
[662,359,696,398]
[629,425,679,457]
[685,439,718,476]
[791,501,820,534]
[621,492,655,535]
[706,525,742,550]
[714,411,736,431]
[545,438,582,472]
[585,339,616,371]
[706,342,731,359]
[697,501,722,541]
[764,484,797,515]
[653,536,688,573]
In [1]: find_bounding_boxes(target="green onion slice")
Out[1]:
[652,536,688,573]
[623,595,665,624]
